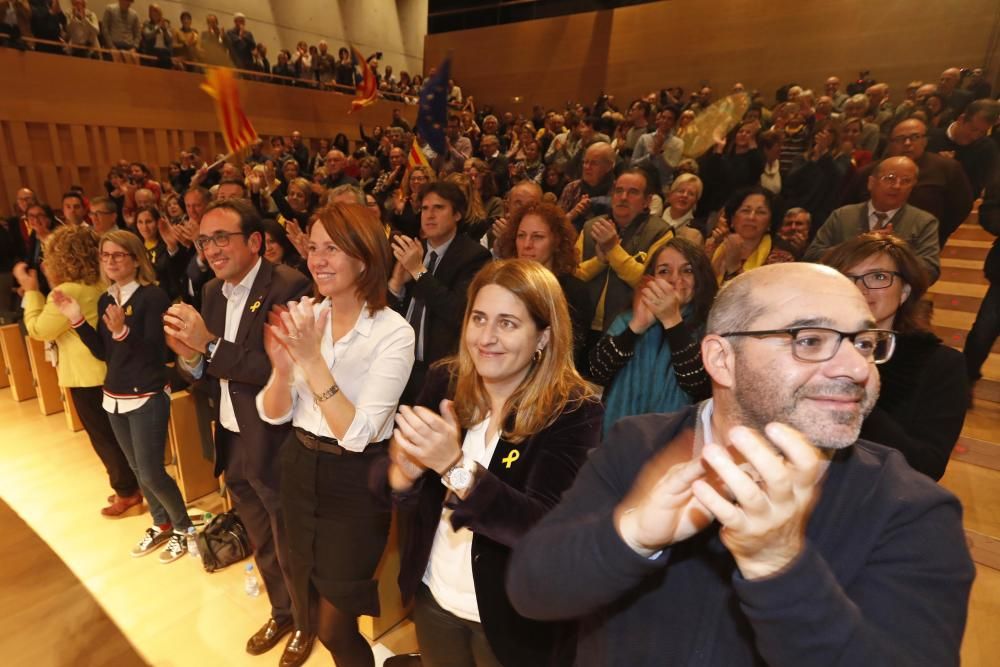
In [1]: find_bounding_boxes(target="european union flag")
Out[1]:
[416,56,451,155]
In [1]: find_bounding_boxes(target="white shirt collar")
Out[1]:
[109,280,140,305]
[222,257,263,300]
[427,232,455,261]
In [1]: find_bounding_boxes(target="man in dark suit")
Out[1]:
[163,199,315,667]
[480,134,511,195]
[389,181,491,404]
[841,118,973,245]
[926,99,1000,196]
[805,156,940,282]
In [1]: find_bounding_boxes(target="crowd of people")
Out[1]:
[0,0,442,103]
[1,53,998,667]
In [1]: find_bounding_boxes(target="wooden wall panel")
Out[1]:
[0,49,415,213]
[424,0,1000,114]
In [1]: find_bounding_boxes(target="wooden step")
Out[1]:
[942,246,989,262]
[950,225,994,242]
[932,292,984,314]
[939,266,988,284]
[936,326,1000,355]
[929,281,987,298]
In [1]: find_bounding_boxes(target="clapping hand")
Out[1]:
[269,296,327,366]
[641,276,682,328]
[392,234,425,277]
[51,289,82,324]
[692,423,823,580]
[263,305,294,377]
[12,262,38,292]
[285,220,309,258]
[393,399,463,475]
[103,302,126,337]
[590,217,620,255]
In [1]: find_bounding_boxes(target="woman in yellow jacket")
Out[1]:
[14,225,142,517]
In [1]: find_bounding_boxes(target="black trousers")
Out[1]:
[217,427,296,626]
[69,386,140,497]
[413,584,503,667]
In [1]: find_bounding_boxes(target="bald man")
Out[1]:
[508,262,973,666]
[808,156,940,281]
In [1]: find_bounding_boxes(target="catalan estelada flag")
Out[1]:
[200,68,258,154]
[348,46,379,113]
[408,141,431,169]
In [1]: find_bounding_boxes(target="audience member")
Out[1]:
[55,228,195,561]
[822,234,967,480]
[590,238,715,434]
[377,259,602,667]
[389,165,435,239]
[708,186,794,284]
[226,12,255,70]
[389,181,492,404]
[65,0,100,57]
[164,199,312,663]
[806,156,941,282]
[926,98,1000,195]
[965,172,1000,389]
[507,262,974,667]
[631,106,684,195]
[17,225,140,517]
[558,142,616,228]
[138,3,171,68]
[697,121,766,215]
[576,169,673,349]
[102,0,140,51]
[257,203,413,667]
[134,205,188,300]
[660,173,705,244]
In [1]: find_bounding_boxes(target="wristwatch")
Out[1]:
[411,266,428,281]
[441,458,477,496]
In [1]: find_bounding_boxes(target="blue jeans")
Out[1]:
[965,282,1000,383]
[107,391,192,531]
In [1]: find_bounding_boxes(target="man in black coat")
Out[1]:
[164,199,315,666]
[926,99,1000,195]
[389,181,491,404]
[965,172,1000,388]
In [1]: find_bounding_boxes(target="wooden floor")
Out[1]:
[1,224,998,666]
[0,390,417,667]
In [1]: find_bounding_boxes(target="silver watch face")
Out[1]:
[447,466,473,490]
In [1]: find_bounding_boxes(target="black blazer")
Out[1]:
[391,233,491,366]
[374,367,604,667]
[197,259,312,476]
[146,239,191,302]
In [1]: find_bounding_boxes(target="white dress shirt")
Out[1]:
[255,299,415,451]
[180,258,263,432]
[422,417,500,622]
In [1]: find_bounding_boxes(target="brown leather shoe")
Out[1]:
[278,630,315,667]
[101,493,144,518]
[247,618,294,655]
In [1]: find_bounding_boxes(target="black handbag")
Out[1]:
[195,509,253,572]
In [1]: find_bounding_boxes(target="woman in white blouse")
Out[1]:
[257,203,414,667]
[376,260,603,666]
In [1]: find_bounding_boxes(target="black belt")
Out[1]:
[294,427,346,455]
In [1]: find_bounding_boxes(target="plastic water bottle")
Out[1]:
[244,564,260,597]
[187,527,200,559]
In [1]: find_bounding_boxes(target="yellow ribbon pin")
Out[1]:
[502,449,520,469]
[249,300,261,313]
[124,305,133,317]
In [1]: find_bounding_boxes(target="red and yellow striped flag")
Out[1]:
[348,46,379,113]
[200,68,258,154]
[408,141,431,169]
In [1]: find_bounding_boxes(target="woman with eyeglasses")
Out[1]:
[821,233,967,480]
[51,230,195,561]
[375,260,603,667]
[707,186,795,285]
[17,225,142,518]
[590,238,716,435]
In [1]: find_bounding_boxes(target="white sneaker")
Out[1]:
[131,526,170,557]
[158,532,188,564]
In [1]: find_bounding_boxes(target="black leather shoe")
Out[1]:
[384,654,422,667]
[279,630,315,667]
[246,617,294,655]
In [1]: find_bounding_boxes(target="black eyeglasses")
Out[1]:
[194,231,245,251]
[720,327,896,364]
[844,270,903,290]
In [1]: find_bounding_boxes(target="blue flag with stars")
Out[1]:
[416,56,451,155]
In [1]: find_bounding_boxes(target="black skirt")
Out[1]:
[280,430,391,624]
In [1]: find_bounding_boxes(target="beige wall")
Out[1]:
[0,49,415,213]
[424,0,999,112]
[129,0,428,77]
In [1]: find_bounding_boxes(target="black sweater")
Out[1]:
[860,330,968,480]
[75,285,171,396]
[507,407,974,667]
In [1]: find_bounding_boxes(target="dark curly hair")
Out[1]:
[496,202,579,277]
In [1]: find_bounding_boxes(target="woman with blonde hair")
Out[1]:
[52,229,194,562]
[377,259,604,666]
[445,172,489,242]
[257,204,415,666]
[16,225,141,517]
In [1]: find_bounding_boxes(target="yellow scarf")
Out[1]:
[713,235,772,284]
